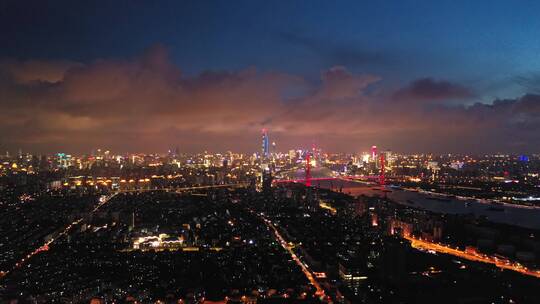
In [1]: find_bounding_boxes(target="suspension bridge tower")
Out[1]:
[379,153,385,186]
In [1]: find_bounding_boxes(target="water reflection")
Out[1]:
[314,179,540,230]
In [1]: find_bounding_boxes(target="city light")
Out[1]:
[2,2,540,303]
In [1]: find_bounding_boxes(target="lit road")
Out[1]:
[0,192,119,280]
[252,211,329,301]
[405,235,540,279]
[0,184,249,280]
[117,183,248,193]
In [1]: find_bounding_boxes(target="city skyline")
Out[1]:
[3,2,540,303]
[1,1,540,154]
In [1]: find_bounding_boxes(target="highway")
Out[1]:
[405,235,540,279]
[118,183,248,193]
[251,211,330,301]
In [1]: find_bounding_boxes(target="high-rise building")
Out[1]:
[371,145,377,161]
[382,150,394,168]
[262,170,273,193]
[288,149,296,163]
[338,258,367,296]
[370,145,380,170]
[261,129,270,160]
[257,129,271,192]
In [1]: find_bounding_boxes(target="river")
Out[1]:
[313,179,540,230]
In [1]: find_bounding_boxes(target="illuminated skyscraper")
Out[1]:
[371,145,380,170]
[371,145,377,161]
[258,129,271,192]
[261,129,270,160]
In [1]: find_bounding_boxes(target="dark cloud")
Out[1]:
[0,46,539,154]
[279,31,396,68]
[515,73,540,94]
[0,59,82,84]
[393,77,475,103]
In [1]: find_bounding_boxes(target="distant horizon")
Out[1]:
[2,146,537,157]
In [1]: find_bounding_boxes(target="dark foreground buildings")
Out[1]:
[1,181,540,303]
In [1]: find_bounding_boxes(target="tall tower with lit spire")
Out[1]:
[258,129,271,192]
[261,128,270,160]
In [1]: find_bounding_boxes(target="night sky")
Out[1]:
[1,0,540,154]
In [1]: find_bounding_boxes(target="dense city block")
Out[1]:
[1,146,540,303]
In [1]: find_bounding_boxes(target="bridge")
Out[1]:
[273,153,386,186]
[273,175,380,184]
